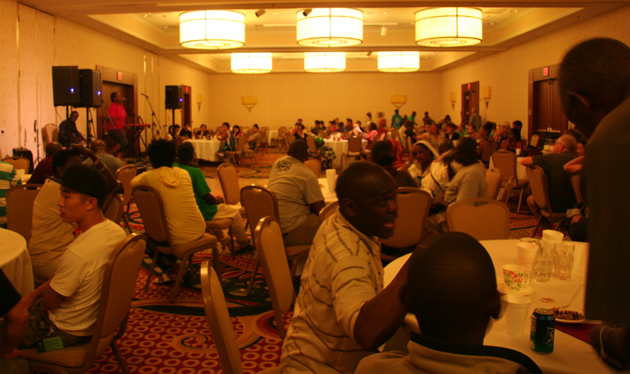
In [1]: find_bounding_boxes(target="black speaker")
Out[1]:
[76,69,103,108]
[165,85,182,109]
[52,66,80,106]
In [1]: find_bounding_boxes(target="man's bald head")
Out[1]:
[406,232,500,343]
[336,161,398,239]
[45,142,62,158]
[559,38,630,137]
[90,139,107,153]
[287,140,309,163]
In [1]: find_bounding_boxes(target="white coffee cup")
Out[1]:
[326,169,336,192]
[500,294,531,336]
[542,229,564,243]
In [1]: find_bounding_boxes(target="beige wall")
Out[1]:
[441,5,630,136]
[0,0,19,157]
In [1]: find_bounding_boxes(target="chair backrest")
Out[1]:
[42,123,58,146]
[217,163,241,205]
[304,159,321,178]
[254,217,296,339]
[485,169,503,200]
[446,197,510,240]
[571,173,583,204]
[381,188,432,248]
[526,165,552,212]
[102,193,124,225]
[530,134,540,148]
[115,165,137,207]
[240,185,278,247]
[6,184,42,242]
[491,150,517,184]
[132,185,172,245]
[201,261,243,374]
[2,156,30,172]
[319,201,339,223]
[501,176,515,205]
[235,134,248,152]
[347,136,362,153]
[276,127,286,139]
[284,133,295,147]
[306,136,318,153]
[390,127,400,141]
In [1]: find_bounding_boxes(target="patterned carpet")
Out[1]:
[40,148,539,374]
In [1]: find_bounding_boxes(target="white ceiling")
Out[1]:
[20,0,629,73]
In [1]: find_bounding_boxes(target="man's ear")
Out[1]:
[339,197,357,218]
[489,290,501,320]
[85,196,99,212]
[568,91,592,112]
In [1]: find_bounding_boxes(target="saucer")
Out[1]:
[498,283,534,296]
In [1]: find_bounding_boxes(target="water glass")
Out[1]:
[534,256,554,283]
[554,242,575,280]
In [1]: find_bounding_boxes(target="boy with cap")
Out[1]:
[18,164,126,348]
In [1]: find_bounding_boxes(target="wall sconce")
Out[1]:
[390,94,406,109]
[197,94,202,111]
[242,96,258,112]
[482,86,491,109]
[450,92,457,110]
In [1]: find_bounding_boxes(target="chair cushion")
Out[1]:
[346,151,361,157]
[22,334,115,368]
[158,234,217,256]
[206,218,232,230]
[285,244,310,258]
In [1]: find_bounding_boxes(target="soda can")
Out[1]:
[530,308,555,354]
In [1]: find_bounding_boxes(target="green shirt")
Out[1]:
[174,163,217,220]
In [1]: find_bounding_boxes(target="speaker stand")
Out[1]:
[85,108,94,148]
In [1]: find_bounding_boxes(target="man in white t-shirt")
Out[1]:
[19,164,126,348]
[267,140,325,246]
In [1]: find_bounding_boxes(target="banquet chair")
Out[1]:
[254,216,296,340]
[225,135,250,165]
[530,134,540,148]
[381,188,432,260]
[526,165,568,237]
[342,136,362,168]
[255,128,268,155]
[42,123,59,147]
[276,126,287,149]
[304,159,321,178]
[200,261,244,374]
[485,168,503,200]
[217,163,247,220]
[102,193,125,226]
[132,185,219,303]
[241,136,257,164]
[284,133,295,149]
[480,141,497,166]
[319,201,339,223]
[306,136,321,160]
[6,184,42,242]
[2,156,30,172]
[390,128,400,142]
[446,197,510,240]
[571,173,583,204]
[501,176,515,205]
[240,185,310,295]
[492,150,528,213]
[22,234,146,374]
[115,165,137,232]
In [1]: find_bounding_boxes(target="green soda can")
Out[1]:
[530,308,555,354]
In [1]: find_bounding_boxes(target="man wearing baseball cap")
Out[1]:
[17,164,126,349]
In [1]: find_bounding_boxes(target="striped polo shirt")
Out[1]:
[0,161,22,226]
[280,212,383,374]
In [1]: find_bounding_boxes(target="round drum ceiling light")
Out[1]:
[304,53,346,72]
[415,8,482,47]
[377,52,420,72]
[297,8,363,47]
[180,10,245,49]
[231,53,272,74]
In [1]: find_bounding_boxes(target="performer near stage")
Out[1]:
[107,92,128,158]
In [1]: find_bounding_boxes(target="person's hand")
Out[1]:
[216,196,224,204]
[1,349,24,359]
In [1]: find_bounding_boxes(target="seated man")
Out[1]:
[29,142,62,184]
[19,164,126,349]
[131,139,206,280]
[356,232,541,374]
[521,135,577,219]
[84,139,124,175]
[247,124,260,150]
[30,146,119,280]
[58,111,86,147]
[195,124,210,139]
[280,161,410,374]
[174,143,252,250]
[267,140,324,246]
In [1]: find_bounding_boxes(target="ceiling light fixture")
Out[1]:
[179,10,245,49]
[255,9,266,18]
[415,8,482,47]
[231,53,272,74]
[297,8,363,47]
[377,52,420,72]
[304,52,346,72]
[381,26,387,36]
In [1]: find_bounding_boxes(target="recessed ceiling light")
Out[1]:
[272,12,279,16]
[488,22,495,26]
[381,11,388,15]
[143,14,151,18]
[511,9,519,13]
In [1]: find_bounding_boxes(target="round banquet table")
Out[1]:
[384,239,614,374]
[185,139,221,162]
[0,228,34,296]
[268,130,278,146]
[323,139,367,169]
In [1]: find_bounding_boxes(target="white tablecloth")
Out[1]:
[318,177,337,204]
[186,139,221,162]
[0,228,34,296]
[268,130,279,146]
[384,240,614,374]
[490,156,528,181]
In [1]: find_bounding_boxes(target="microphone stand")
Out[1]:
[142,93,162,139]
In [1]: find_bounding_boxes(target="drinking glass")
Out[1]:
[554,242,575,280]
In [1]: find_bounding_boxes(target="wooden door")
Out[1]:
[528,65,568,143]
[461,81,479,126]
